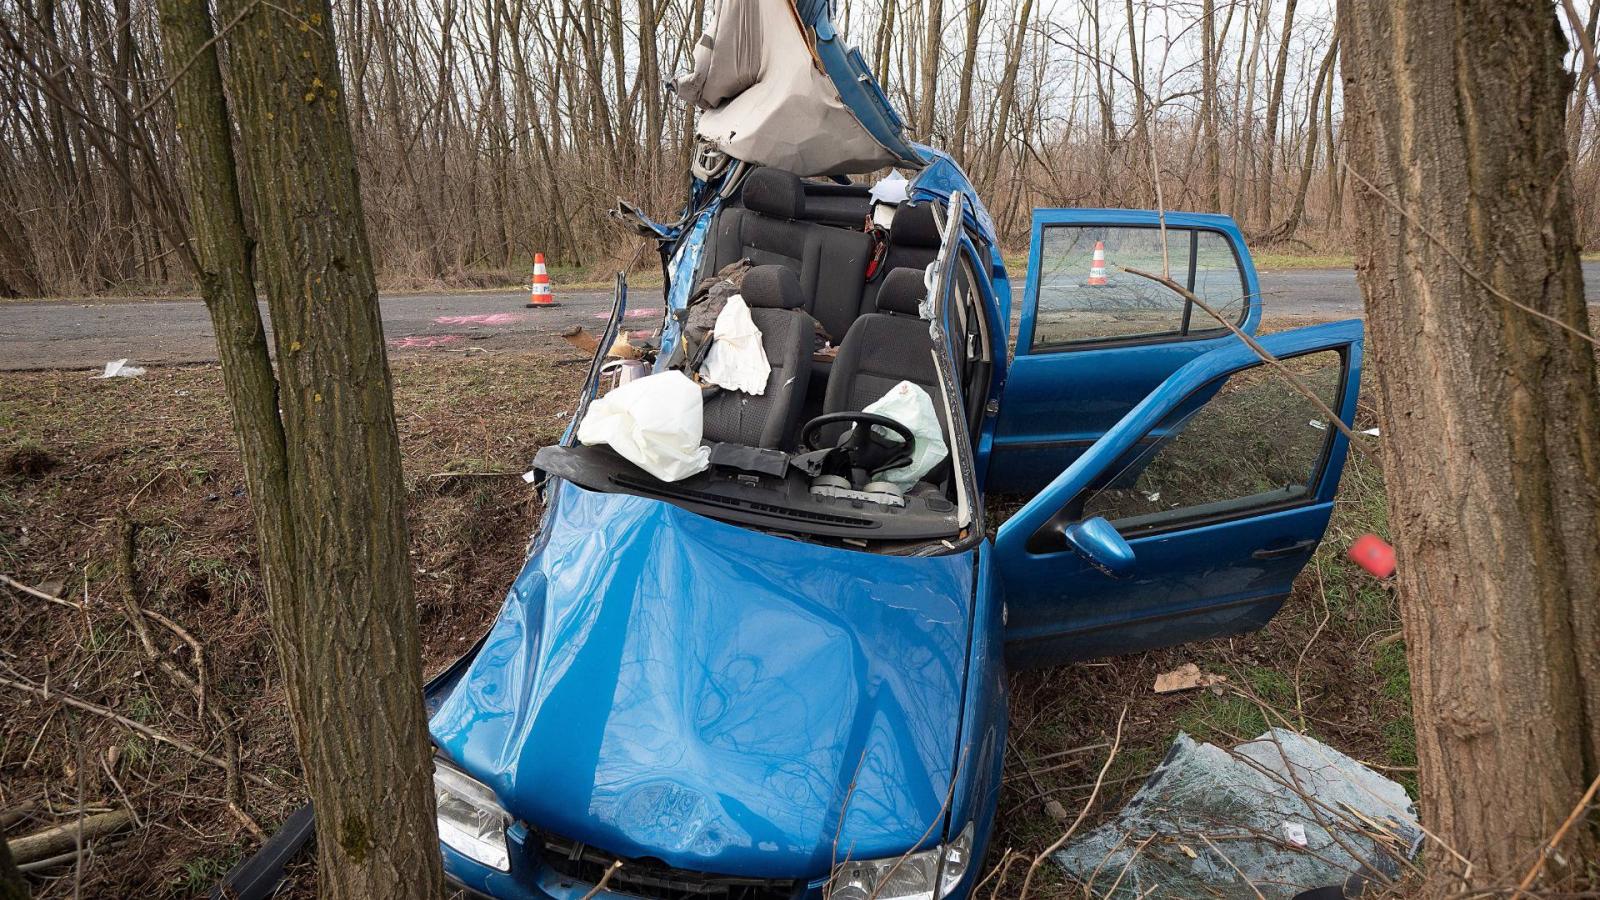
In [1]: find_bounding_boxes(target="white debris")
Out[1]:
[96,359,145,378]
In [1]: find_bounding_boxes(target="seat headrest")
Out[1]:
[742,167,805,220]
[741,265,804,310]
[878,267,928,316]
[889,202,942,248]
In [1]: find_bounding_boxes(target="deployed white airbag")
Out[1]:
[698,294,771,395]
[863,380,949,490]
[577,371,711,482]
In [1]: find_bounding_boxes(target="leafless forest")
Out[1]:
[2,0,1597,297]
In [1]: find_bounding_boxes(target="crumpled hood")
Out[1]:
[428,480,974,879]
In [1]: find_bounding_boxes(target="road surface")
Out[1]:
[4,263,1599,371]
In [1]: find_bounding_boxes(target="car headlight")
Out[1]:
[433,758,512,871]
[829,822,974,900]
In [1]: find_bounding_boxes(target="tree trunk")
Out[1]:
[1255,0,1298,232]
[1200,0,1221,211]
[916,0,943,140]
[1270,36,1336,244]
[951,0,983,163]
[162,0,446,896]
[1341,0,1600,887]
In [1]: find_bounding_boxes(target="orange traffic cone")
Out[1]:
[1087,241,1108,286]
[527,253,558,308]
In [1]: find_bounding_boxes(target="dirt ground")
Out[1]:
[0,344,1408,898]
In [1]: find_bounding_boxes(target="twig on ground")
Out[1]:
[1198,833,1266,900]
[0,672,276,790]
[1018,706,1127,898]
[0,573,82,610]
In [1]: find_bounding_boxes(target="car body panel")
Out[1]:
[429,479,974,880]
[993,319,1364,666]
[988,209,1264,495]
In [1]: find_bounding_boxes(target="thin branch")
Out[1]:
[1341,161,1600,351]
[1120,264,1377,459]
[1018,706,1126,898]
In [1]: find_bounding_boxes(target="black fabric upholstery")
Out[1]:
[702,306,813,449]
[876,267,927,316]
[741,167,805,219]
[801,182,872,227]
[889,201,943,248]
[862,202,943,311]
[742,265,804,310]
[706,168,873,346]
[825,313,944,429]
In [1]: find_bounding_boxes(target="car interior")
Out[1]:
[535,165,995,547]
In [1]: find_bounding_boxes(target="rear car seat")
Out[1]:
[861,201,942,313]
[706,166,873,346]
[701,265,813,450]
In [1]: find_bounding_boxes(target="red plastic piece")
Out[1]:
[1348,534,1397,579]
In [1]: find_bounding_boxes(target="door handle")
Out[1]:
[1252,539,1317,560]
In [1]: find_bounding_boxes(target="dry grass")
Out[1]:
[0,350,582,897]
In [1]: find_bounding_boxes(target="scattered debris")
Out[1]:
[390,334,465,350]
[96,359,145,378]
[561,325,644,360]
[7,808,133,865]
[1055,730,1421,899]
[1348,534,1397,579]
[1154,662,1228,694]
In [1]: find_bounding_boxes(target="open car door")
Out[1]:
[992,320,1363,667]
[987,210,1262,495]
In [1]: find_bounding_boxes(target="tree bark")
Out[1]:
[916,0,942,140]
[1255,0,1298,231]
[1200,0,1221,211]
[0,826,25,900]
[951,0,984,163]
[1269,35,1335,244]
[159,0,445,896]
[1341,0,1600,886]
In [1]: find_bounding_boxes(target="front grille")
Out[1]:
[531,827,802,900]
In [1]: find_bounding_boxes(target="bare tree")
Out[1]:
[154,0,445,895]
[1341,0,1600,886]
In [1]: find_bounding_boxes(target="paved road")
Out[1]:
[4,264,1599,371]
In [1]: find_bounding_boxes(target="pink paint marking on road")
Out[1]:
[433,313,525,326]
[592,308,661,320]
[390,334,464,349]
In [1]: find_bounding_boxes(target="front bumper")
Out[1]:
[440,826,828,900]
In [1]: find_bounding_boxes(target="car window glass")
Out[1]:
[1030,225,1247,349]
[1078,348,1345,535]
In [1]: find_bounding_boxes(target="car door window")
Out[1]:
[1077,348,1347,536]
[1031,226,1248,350]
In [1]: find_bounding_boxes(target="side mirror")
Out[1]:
[1061,517,1136,578]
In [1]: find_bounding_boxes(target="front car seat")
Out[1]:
[701,265,813,449]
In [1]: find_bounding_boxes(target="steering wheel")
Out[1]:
[798,412,916,486]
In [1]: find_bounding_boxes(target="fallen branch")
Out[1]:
[1516,771,1600,892]
[0,573,81,611]
[0,673,276,790]
[5,810,130,865]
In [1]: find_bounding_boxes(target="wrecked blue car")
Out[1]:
[422,1,1364,897]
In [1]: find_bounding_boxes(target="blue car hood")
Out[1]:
[429,480,975,879]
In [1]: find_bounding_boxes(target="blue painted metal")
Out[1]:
[988,209,1265,495]
[907,147,1000,248]
[1061,517,1138,578]
[654,198,721,367]
[430,479,978,894]
[993,319,1365,667]
[797,2,924,170]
